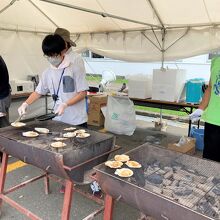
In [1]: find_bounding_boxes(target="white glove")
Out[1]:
[55,103,68,116]
[189,109,204,122]
[18,102,29,116]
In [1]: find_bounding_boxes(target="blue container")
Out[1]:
[190,127,204,151]
[186,78,205,103]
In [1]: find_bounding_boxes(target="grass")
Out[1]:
[86,75,188,117]
[135,106,188,117]
[86,75,128,84]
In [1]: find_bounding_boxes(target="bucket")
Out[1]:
[186,78,205,103]
[190,127,204,151]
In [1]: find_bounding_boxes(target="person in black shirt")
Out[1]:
[0,56,11,161]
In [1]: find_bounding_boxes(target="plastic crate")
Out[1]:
[190,127,204,151]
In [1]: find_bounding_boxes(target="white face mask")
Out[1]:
[47,56,62,67]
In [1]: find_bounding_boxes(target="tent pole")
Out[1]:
[28,0,59,28]
[39,0,161,29]
[0,0,17,15]
[146,0,164,28]
[165,28,190,51]
[161,28,166,70]
[0,27,50,35]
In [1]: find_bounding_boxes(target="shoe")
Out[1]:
[59,185,65,194]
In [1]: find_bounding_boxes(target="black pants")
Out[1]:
[78,122,87,128]
[0,116,10,162]
[203,122,220,162]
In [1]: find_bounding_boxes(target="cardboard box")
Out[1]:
[88,111,105,126]
[168,137,196,155]
[87,94,107,126]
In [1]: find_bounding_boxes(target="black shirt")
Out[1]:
[0,56,10,99]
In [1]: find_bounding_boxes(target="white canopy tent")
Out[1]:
[1,0,220,78]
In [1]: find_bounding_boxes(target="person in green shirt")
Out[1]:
[189,57,220,161]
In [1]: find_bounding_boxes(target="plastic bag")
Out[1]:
[104,96,136,136]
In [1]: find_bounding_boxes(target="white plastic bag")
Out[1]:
[104,96,136,136]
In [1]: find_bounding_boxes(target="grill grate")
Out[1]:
[96,143,220,219]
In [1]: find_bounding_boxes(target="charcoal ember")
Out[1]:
[146,174,163,185]
[173,173,183,181]
[162,188,173,198]
[197,200,219,219]
[193,188,205,197]
[171,180,179,187]
[164,171,173,179]
[181,175,193,183]
[215,183,220,190]
[212,188,220,196]
[163,179,172,186]
[178,181,190,187]
[212,177,220,185]
[205,195,216,205]
[173,187,193,196]
[207,176,215,183]
[178,198,194,208]
[194,175,207,184]
[172,166,182,172]
[151,186,162,194]
[164,167,173,172]
[197,183,214,192]
[157,169,166,175]
[144,166,159,176]
[186,169,196,174]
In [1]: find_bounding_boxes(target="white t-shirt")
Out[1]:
[36,55,89,125]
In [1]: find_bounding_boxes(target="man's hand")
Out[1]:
[18,102,29,116]
[189,109,204,122]
[55,103,68,116]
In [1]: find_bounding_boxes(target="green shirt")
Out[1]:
[202,57,220,126]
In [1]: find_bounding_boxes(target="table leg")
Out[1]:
[103,194,114,220]
[188,107,193,136]
[160,108,162,124]
[61,180,73,220]
[44,173,50,195]
[0,152,8,214]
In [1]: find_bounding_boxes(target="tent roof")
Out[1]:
[1,0,220,33]
[1,0,220,62]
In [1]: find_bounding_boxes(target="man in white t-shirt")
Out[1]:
[18,34,88,126]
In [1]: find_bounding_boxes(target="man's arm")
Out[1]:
[25,91,42,105]
[55,91,87,116]
[18,91,42,116]
[65,91,86,106]
[198,80,212,110]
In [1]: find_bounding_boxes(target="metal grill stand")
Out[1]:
[0,121,117,220]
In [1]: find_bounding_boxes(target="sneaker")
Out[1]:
[90,181,101,194]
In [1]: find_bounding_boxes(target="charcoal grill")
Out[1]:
[0,120,117,220]
[94,143,220,220]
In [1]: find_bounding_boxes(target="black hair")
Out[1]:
[42,34,66,56]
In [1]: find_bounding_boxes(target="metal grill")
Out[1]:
[95,143,220,220]
[0,120,115,182]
